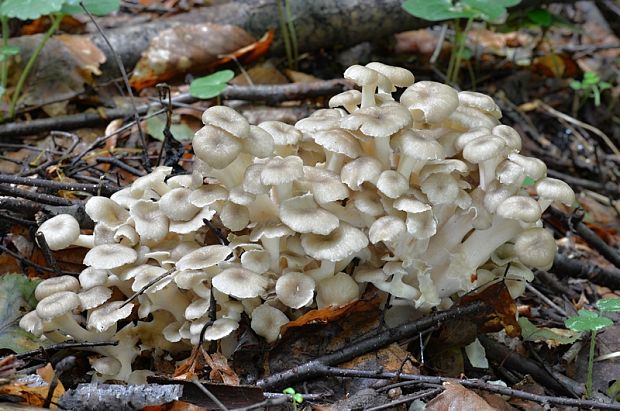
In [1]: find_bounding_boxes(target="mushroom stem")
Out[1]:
[396,157,424,182]
[51,313,104,342]
[360,82,378,109]
[325,152,345,172]
[73,234,95,249]
[374,135,392,169]
[274,182,293,204]
[306,260,336,281]
[261,236,281,272]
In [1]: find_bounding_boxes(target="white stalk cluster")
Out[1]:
[22,62,575,382]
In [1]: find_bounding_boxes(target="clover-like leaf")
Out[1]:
[521,176,536,187]
[62,0,120,16]
[596,298,620,313]
[0,0,64,20]
[145,107,195,142]
[402,0,476,21]
[189,69,234,99]
[565,309,613,332]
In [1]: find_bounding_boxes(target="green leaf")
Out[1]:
[518,317,580,346]
[599,82,612,90]
[0,274,47,353]
[565,309,613,332]
[402,0,476,21]
[62,0,120,16]
[0,0,64,20]
[569,80,582,90]
[293,393,304,404]
[608,379,620,401]
[283,387,296,395]
[463,0,520,22]
[189,70,234,99]
[145,108,195,142]
[596,298,620,312]
[582,71,599,85]
[0,45,20,56]
[521,175,536,187]
[527,9,553,27]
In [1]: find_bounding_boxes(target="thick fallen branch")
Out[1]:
[551,253,620,289]
[0,80,351,138]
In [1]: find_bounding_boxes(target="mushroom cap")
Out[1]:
[393,197,437,239]
[514,228,557,269]
[329,90,362,110]
[87,301,134,332]
[188,184,228,207]
[220,202,250,232]
[185,297,211,320]
[19,311,43,337]
[79,267,109,289]
[421,173,460,205]
[250,221,294,242]
[130,166,172,197]
[535,178,575,206]
[193,124,243,169]
[344,64,378,86]
[295,108,344,133]
[462,136,506,163]
[159,188,200,221]
[300,223,368,262]
[86,197,130,229]
[276,271,316,309]
[340,105,412,137]
[260,156,304,185]
[78,286,112,310]
[395,130,445,160]
[36,214,81,251]
[492,125,521,152]
[176,245,232,271]
[313,129,362,158]
[35,275,80,301]
[400,81,459,123]
[258,121,302,146]
[84,244,138,269]
[201,105,250,139]
[129,200,169,243]
[251,304,289,343]
[366,62,415,88]
[240,249,271,273]
[453,127,491,153]
[316,272,359,308]
[212,266,269,299]
[507,153,547,181]
[341,156,382,191]
[458,91,501,119]
[302,166,349,203]
[377,170,409,199]
[496,196,542,223]
[369,215,407,244]
[36,291,80,321]
[245,125,275,158]
[202,318,239,341]
[280,193,339,235]
[444,105,499,131]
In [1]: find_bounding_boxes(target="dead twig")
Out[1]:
[0,174,118,196]
[258,301,488,389]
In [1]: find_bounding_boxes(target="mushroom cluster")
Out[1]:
[21,62,575,382]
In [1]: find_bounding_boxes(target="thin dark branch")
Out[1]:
[0,243,78,276]
[258,301,488,389]
[120,268,175,308]
[0,185,75,206]
[0,174,118,196]
[95,157,146,177]
[310,366,620,410]
[551,252,620,289]
[0,80,352,139]
[192,376,229,411]
[15,341,118,360]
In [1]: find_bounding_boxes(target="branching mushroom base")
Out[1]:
[22,63,575,382]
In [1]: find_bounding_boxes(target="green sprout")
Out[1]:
[569,71,612,112]
[402,0,521,84]
[564,300,620,399]
[282,387,304,411]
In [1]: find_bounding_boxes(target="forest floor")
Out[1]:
[0,1,619,410]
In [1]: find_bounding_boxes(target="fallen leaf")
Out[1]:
[205,352,239,386]
[0,363,64,408]
[56,34,106,81]
[0,274,47,353]
[129,24,257,90]
[280,292,382,335]
[460,282,521,337]
[426,382,496,411]
[531,53,578,78]
[518,317,580,348]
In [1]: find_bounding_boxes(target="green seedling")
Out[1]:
[569,71,612,113]
[565,307,614,398]
[402,0,521,84]
[189,69,234,100]
[282,387,304,411]
[0,0,120,120]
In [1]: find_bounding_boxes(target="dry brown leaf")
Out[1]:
[56,34,106,81]
[340,343,418,374]
[426,382,495,411]
[459,282,521,337]
[129,24,259,90]
[0,364,64,408]
[205,352,239,386]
